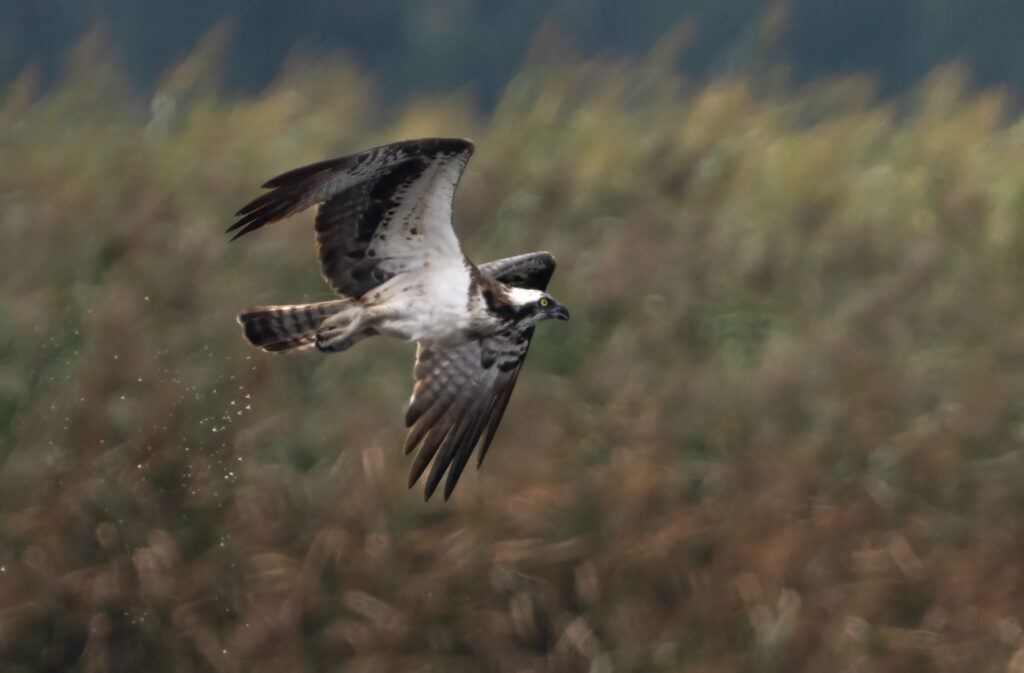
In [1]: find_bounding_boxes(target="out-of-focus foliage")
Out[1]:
[5,31,1024,673]
[7,0,1024,105]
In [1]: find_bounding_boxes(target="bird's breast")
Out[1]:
[370,263,478,343]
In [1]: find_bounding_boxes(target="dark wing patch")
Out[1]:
[404,340,530,500]
[402,250,558,500]
[229,138,474,298]
[478,251,556,290]
[315,159,426,296]
[480,333,530,370]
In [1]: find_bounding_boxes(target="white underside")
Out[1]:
[366,262,483,346]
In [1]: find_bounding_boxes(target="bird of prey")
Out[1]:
[228,138,569,500]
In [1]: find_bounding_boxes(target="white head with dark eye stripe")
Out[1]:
[504,287,571,323]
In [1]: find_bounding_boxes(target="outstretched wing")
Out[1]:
[403,251,557,500]
[229,138,474,298]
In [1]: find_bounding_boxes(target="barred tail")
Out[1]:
[237,300,350,353]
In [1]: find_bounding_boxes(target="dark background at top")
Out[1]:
[3,0,1024,103]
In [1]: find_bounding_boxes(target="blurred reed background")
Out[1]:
[4,4,1024,672]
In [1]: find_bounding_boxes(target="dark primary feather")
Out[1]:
[478,251,557,291]
[404,251,556,500]
[228,138,475,298]
[259,157,350,189]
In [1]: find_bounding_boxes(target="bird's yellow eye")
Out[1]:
[539,298,549,307]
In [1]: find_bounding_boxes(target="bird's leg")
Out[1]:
[316,305,370,352]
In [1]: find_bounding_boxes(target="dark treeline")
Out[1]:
[5,0,1024,104]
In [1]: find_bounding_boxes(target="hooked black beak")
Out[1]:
[548,303,570,321]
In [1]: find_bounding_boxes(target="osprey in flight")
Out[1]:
[228,138,569,500]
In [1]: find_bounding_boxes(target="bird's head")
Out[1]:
[505,287,570,324]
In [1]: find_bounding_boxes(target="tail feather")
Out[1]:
[238,300,350,353]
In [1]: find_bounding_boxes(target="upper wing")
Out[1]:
[477,251,557,291]
[403,251,557,500]
[228,138,474,298]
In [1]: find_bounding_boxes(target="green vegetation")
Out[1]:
[4,35,1024,672]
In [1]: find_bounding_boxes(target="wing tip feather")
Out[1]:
[412,137,474,156]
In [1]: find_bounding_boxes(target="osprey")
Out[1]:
[228,138,569,500]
